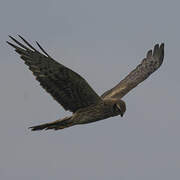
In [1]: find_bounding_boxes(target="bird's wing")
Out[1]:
[101,43,164,99]
[7,35,102,113]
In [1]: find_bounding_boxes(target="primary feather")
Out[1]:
[101,43,164,99]
[7,35,101,113]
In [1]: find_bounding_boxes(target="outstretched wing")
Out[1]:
[101,43,164,99]
[7,35,102,112]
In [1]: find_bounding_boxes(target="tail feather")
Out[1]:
[29,117,73,131]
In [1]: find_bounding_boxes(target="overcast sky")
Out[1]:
[0,0,180,179]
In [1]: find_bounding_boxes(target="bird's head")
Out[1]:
[113,100,126,117]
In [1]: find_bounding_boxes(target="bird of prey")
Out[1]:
[7,35,164,131]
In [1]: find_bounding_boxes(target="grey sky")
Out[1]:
[0,0,180,179]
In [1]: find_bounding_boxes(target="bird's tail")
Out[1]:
[29,116,74,131]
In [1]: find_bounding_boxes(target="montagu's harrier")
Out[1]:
[7,35,164,131]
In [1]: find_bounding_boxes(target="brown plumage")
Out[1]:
[7,35,164,131]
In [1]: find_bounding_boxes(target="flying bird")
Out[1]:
[7,35,164,131]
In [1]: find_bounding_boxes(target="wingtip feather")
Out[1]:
[160,43,164,49]
[146,49,152,58]
[6,40,17,49]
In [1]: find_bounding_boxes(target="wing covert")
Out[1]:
[7,35,102,112]
[101,43,164,99]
